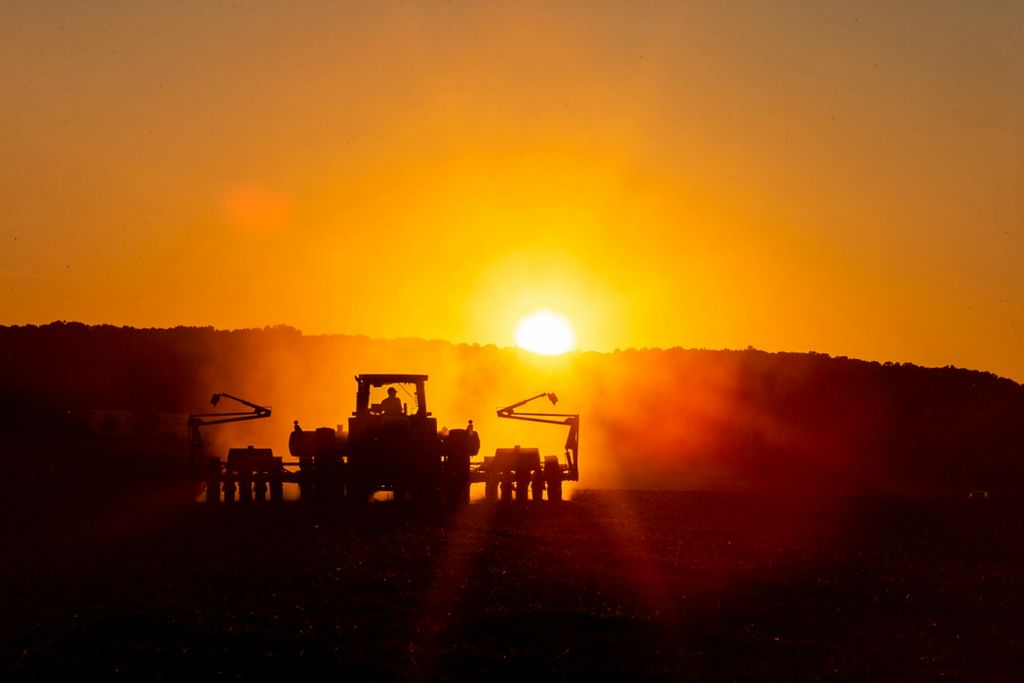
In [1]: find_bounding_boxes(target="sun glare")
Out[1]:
[514,310,576,355]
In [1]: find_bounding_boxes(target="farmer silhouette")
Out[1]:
[380,387,403,415]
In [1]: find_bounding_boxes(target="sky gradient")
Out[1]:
[2,1,1022,379]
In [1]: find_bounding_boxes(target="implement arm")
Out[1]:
[496,393,579,481]
[188,393,271,477]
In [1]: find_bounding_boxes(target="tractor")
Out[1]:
[199,376,576,505]
[287,374,480,504]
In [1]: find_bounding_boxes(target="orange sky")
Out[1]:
[2,1,1022,380]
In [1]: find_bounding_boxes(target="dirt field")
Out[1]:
[3,439,1023,680]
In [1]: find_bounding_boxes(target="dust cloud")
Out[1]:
[2,323,1022,497]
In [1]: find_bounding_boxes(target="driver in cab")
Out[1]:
[380,386,403,416]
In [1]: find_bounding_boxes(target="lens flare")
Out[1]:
[514,310,575,355]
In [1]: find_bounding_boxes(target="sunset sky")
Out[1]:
[2,1,1022,379]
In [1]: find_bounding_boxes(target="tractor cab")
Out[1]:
[353,374,430,418]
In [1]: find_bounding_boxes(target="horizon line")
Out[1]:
[0,319,1017,385]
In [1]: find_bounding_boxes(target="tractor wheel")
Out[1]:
[346,473,372,505]
[316,462,344,503]
[297,457,314,502]
[445,478,470,506]
[414,485,441,506]
[446,472,470,506]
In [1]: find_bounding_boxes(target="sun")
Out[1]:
[514,310,576,355]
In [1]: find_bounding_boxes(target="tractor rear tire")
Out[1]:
[347,484,372,505]
[346,466,374,504]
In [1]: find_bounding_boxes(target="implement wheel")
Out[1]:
[205,471,221,504]
[222,473,237,504]
[531,470,544,501]
[269,470,284,502]
[515,469,531,502]
[499,473,514,502]
[544,458,563,502]
[547,474,562,502]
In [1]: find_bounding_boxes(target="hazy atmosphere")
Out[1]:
[5,3,1024,680]
[3,1,1022,379]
